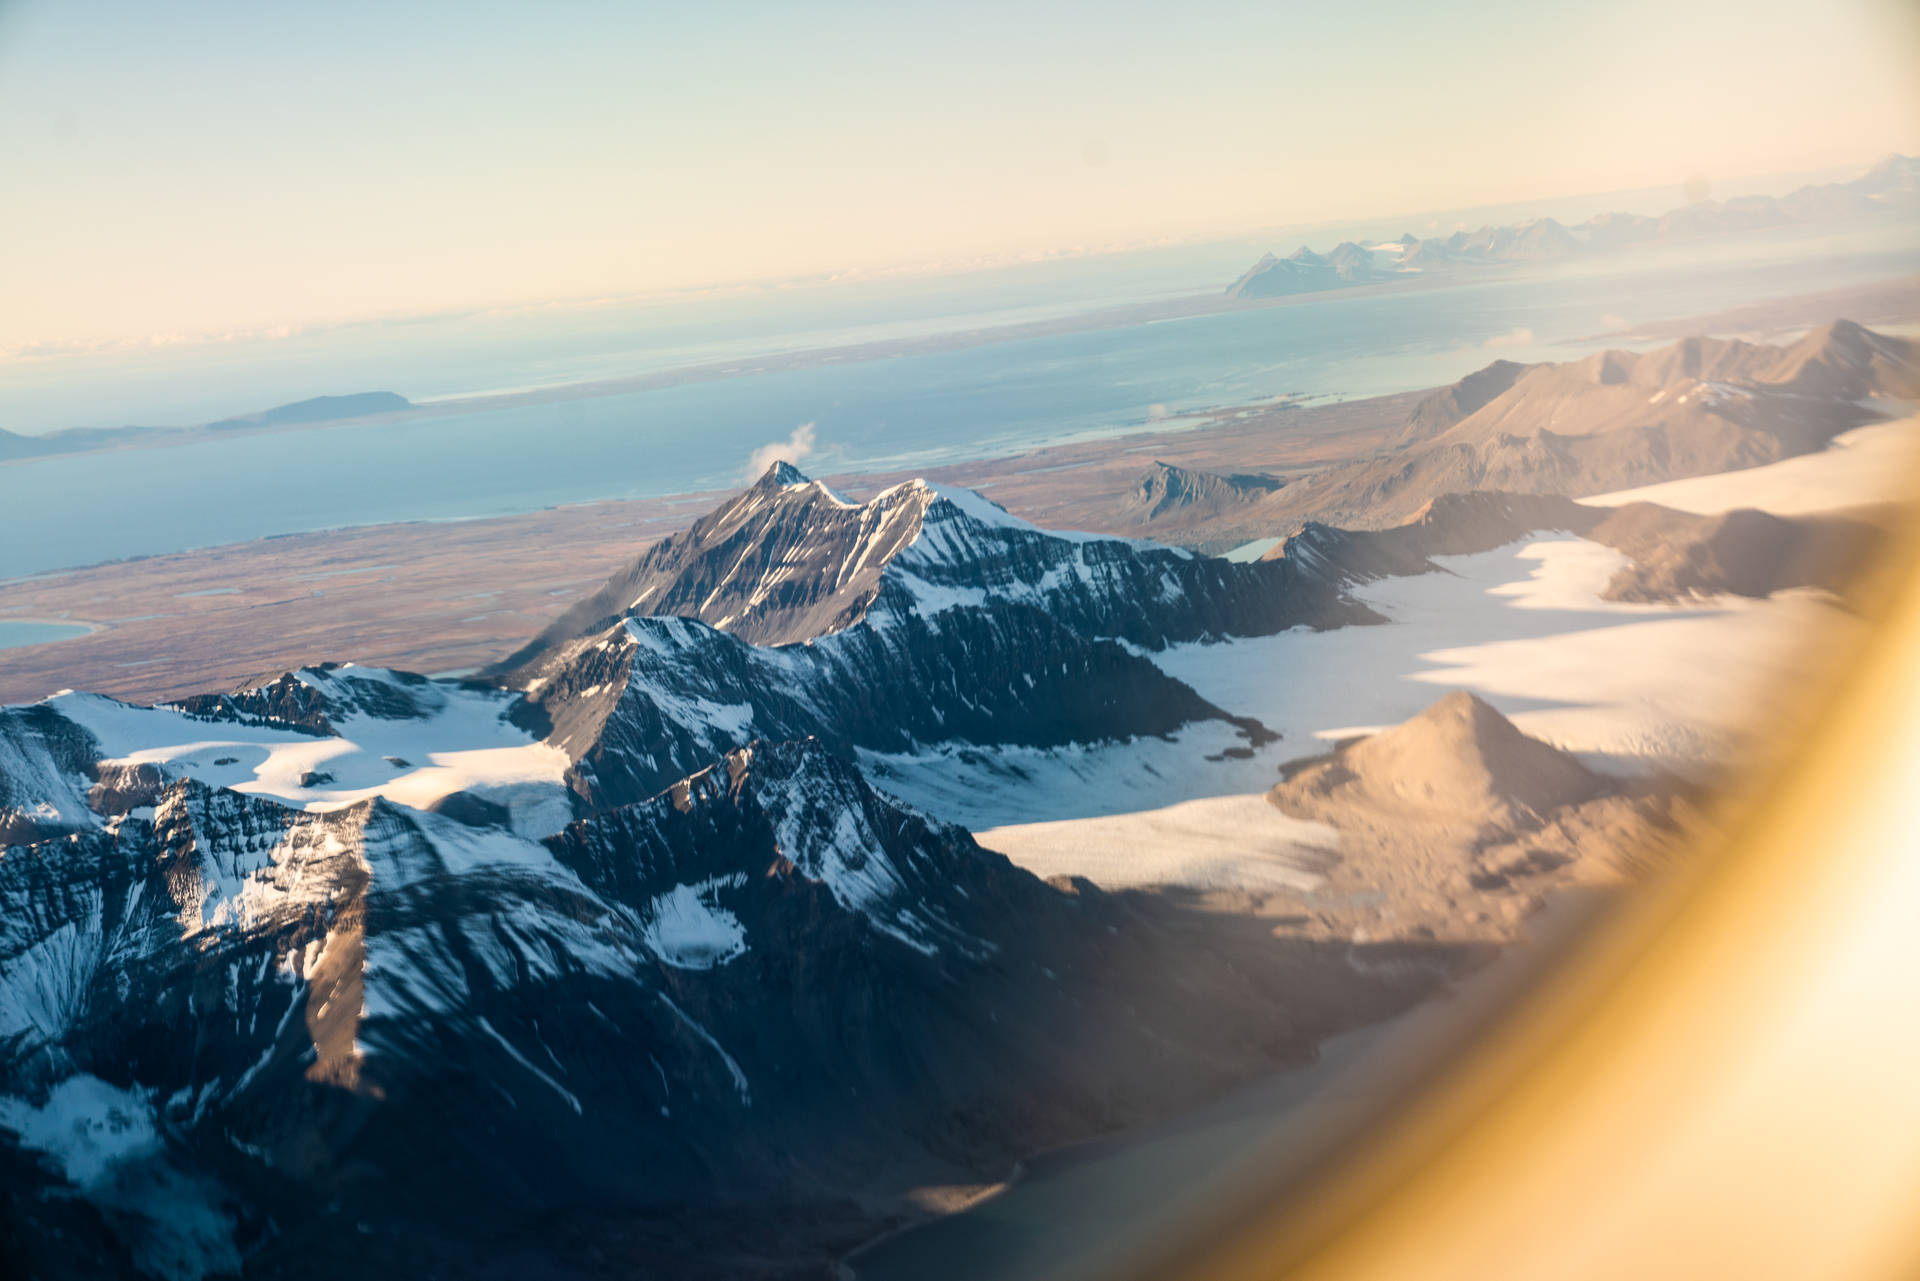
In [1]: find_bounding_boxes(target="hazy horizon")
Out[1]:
[5,152,1881,364]
[3,0,1916,361]
[3,150,1911,436]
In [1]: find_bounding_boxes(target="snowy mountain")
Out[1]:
[0,664,576,849]
[0,462,1424,1275]
[1400,216,1581,269]
[501,460,1360,664]
[487,464,1373,811]
[1,466,1369,846]
[0,738,1456,1278]
[1224,241,1396,299]
[520,608,1269,813]
[1226,154,1920,297]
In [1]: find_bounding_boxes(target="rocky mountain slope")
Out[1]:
[1113,460,1285,534]
[1211,320,1918,536]
[487,465,1380,812]
[1268,490,1886,606]
[519,609,1270,813]
[0,735,1465,1279]
[499,461,1360,665]
[0,465,1424,1278]
[1268,692,1695,935]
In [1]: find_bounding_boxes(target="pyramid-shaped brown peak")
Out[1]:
[1342,690,1600,823]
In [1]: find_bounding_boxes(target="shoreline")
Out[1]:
[6,260,1912,476]
[0,388,1359,588]
[0,281,1433,470]
[0,616,106,648]
[0,384,1412,705]
[833,1164,1030,1281]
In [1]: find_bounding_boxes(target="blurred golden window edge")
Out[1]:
[1116,495,1920,1281]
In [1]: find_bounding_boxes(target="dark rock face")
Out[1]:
[0,748,1471,1278]
[172,663,455,737]
[499,462,1368,673]
[173,670,343,734]
[523,607,1271,813]
[1111,460,1285,532]
[0,704,103,845]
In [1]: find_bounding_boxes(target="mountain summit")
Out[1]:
[1120,460,1285,530]
[497,461,1363,676]
[1334,690,1602,825]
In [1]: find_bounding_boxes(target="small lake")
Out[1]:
[0,620,93,650]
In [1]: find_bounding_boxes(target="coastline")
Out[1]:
[0,616,105,650]
[0,275,1463,469]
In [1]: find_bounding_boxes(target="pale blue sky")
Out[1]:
[2,0,1915,351]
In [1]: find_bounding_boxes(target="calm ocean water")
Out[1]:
[2,225,1913,582]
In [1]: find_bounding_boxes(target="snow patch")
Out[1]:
[642,878,749,969]
[657,993,751,1105]
[1222,537,1284,563]
[980,793,1337,893]
[38,670,576,839]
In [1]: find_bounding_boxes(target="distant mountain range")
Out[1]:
[1270,489,1884,608]
[0,391,412,463]
[1152,320,1918,540]
[1227,154,1919,300]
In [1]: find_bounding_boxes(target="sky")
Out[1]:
[1,0,1916,356]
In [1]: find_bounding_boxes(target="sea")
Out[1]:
[1,213,1913,585]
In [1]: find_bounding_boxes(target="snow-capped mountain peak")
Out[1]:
[495,461,1205,661]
